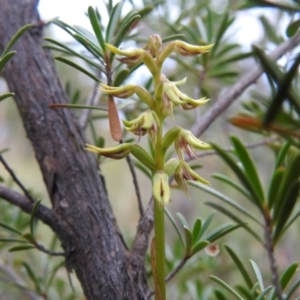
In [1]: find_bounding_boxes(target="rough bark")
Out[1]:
[0,1,148,299]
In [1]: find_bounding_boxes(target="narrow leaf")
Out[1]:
[264,53,300,126]
[22,261,41,293]
[189,181,261,224]
[210,143,263,210]
[48,103,107,111]
[183,226,193,256]
[192,218,202,243]
[286,19,300,38]
[231,136,265,204]
[198,213,214,239]
[9,245,36,252]
[113,69,130,87]
[205,202,263,243]
[210,275,245,300]
[164,207,184,248]
[106,1,123,43]
[256,286,273,300]
[177,212,189,229]
[30,200,41,238]
[249,260,264,291]
[88,6,106,51]
[225,245,254,289]
[0,51,16,71]
[0,93,15,102]
[204,223,240,243]
[2,24,32,56]
[55,56,100,82]
[0,222,21,235]
[191,240,210,255]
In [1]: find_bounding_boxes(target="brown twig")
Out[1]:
[191,32,300,137]
[264,211,283,300]
[0,185,63,234]
[147,257,188,298]
[33,241,66,256]
[126,153,144,216]
[0,154,35,202]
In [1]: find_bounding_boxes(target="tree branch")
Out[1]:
[0,185,63,235]
[0,154,35,202]
[191,32,300,137]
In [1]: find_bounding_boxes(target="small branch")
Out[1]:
[166,257,188,282]
[78,81,101,129]
[0,185,63,235]
[0,154,35,202]
[126,154,144,216]
[264,211,283,300]
[33,241,66,256]
[188,137,278,161]
[191,32,300,137]
[147,257,188,299]
[0,260,44,300]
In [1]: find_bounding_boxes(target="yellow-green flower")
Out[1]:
[164,158,209,194]
[159,75,209,116]
[175,129,211,160]
[122,110,157,143]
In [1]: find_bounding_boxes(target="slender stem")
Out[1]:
[154,199,166,299]
[125,153,144,216]
[264,209,283,300]
[153,117,166,300]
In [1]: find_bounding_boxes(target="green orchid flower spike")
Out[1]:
[86,34,213,300]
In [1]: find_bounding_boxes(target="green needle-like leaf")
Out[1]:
[0,222,22,235]
[189,181,261,225]
[0,93,15,102]
[285,278,300,300]
[183,226,193,256]
[249,260,264,291]
[177,212,189,229]
[231,136,265,204]
[256,286,273,300]
[273,179,300,243]
[22,261,42,293]
[210,143,264,210]
[210,275,245,300]
[164,208,184,248]
[106,1,123,43]
[30,200,41,238]
[191,240,209,255]
[113,69,130,87]
[130,145,156,172]
[9,245,36,252]
[264,53,300,126]
[192,218,202,243]
[225,245,254,289]
[198,213,214,239]
[88,6,106,52]
[204,223,240,243]
[49,104,107,111]
[212,173,253,201]
[55,56,100,82]
[1,24,32,56]
[205,202,263,243]
[0,51,16,71]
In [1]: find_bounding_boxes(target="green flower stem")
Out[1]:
[154,198,166,299]
[153,66,167,298]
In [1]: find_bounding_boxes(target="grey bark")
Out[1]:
[0,1,148,299]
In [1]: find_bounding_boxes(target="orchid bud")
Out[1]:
[105,43,145,65]
[99,83,135,98]
[85,143,132,159]
[152,171,170,206]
